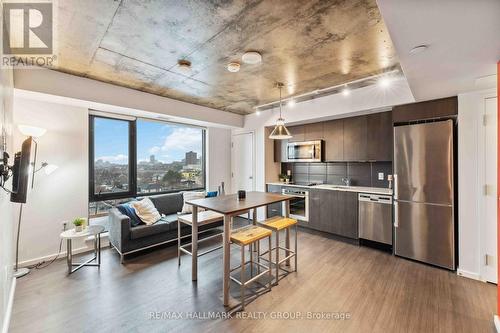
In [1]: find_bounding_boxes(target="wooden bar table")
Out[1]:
[186,191,293,306]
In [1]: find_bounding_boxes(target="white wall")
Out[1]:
[13,96,89,264]
[235,77,415,219]
[12,93,232,264]
[0,67,15,333]
[457,88,497,280]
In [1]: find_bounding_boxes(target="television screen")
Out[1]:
[10,137,33,203]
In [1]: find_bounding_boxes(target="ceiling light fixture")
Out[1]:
[177,60,192,75]
[256,109,261,116]
[242,51,262,65]
[254,68,400,111]
[269,82,292,140]
[409,44,428,55]
[287,99,296,108]
[342,86,350,96]
[227,62,241,73]
[378,77,392,88]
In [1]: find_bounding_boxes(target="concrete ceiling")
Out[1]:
[53,0,399,115]
[377,0,500,101]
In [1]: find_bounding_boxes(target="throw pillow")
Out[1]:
[116,203,143,227]
[206,191,218,198]
[131,197,161,225]
[182,191,206,214]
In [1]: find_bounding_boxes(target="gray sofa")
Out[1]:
[109,192,221,263]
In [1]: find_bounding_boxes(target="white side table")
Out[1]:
[60,225,105,274]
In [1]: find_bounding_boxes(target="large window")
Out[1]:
[137,120,205,194]
[89,115,205,203]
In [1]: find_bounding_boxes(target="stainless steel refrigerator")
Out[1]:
[393,120,455,270]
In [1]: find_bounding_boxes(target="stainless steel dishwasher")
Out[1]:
[358,193,393,245]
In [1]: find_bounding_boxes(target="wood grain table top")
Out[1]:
[186,191,292,215]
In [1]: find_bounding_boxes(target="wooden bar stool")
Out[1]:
[257,216,298,285]
[230,225,273,311]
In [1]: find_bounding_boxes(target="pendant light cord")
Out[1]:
[279,85,283,118]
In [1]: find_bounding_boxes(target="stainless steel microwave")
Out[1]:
[287,140,323,162]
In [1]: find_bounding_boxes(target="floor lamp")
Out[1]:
[14,125,58,278]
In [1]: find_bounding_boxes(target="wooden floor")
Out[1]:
[10,227,496,333]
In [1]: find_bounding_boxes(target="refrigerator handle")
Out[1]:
[394,201,399,228]
[393,174,398,200]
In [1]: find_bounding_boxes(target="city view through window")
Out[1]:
[91,117,205,216]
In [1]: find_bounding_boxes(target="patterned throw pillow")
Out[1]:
[131,197,161,225]
[116,203,143,227]
[181,191,206,214]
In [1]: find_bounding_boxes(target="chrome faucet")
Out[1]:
[341,177,351,186]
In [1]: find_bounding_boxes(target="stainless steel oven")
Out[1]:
[287,140,323,162]
[282,188,309,222]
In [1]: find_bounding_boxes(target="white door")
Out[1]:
[482,97,497,283]
[231,133,254,194]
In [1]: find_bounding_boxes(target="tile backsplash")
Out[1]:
[282,162,392,188]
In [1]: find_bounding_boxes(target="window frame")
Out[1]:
[89,114,206,202]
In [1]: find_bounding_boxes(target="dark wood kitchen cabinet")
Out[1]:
[304,122,324,141]
[343,116,367,161]
[367,111,393,161]
[274,139,288,162]
[392,97,457,123]
[288,125,305,142]
[323,119,343,161]
[308,189,359,239]
[266,184,283,218]
[335,191,358,239]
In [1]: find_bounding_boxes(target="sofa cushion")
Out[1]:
[131,198,161,225]
[150,193,183,216]
[116,203,143,227]
[130,214,179,240]
[181,191,206,214]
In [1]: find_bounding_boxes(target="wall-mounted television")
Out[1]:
[10,137,33,203]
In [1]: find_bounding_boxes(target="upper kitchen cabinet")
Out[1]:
[392,97,457,123]
[288,125,305,142]
[304,122,324,141]
[367,111,393,161]
[274,139,288,162]
[343,116,367,161]
[323,119,343,161]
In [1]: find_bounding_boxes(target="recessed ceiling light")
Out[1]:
[287,99,296,108]
[342,86,350,96]
[409,44,428,55]
[177,60,191,74]
[227,62,241,73]
[256,109,261,116]
[378,77,392,88]
[242,51,262,65]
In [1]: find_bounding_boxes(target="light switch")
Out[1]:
[378,172,384,180]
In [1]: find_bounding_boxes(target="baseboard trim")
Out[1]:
[457,269,481,281]
[18,235,109,267]
[1,277,16,333]
[494,315,500,332]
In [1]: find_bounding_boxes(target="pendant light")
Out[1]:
[269,82,292,140]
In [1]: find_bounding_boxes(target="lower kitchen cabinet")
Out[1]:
[308,189,358,239]
[266,184,283,218]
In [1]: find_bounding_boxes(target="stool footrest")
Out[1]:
[230,269,270,287]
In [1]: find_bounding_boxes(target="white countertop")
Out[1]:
[266,182,393,195]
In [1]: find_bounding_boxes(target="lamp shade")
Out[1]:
[18,125,46,138]
[269,118,292,140]
[44,164,58,175]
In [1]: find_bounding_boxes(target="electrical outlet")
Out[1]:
[378,172,384,181]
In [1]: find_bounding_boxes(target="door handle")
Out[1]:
[393,174,398,199]
[394,201,399,228]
